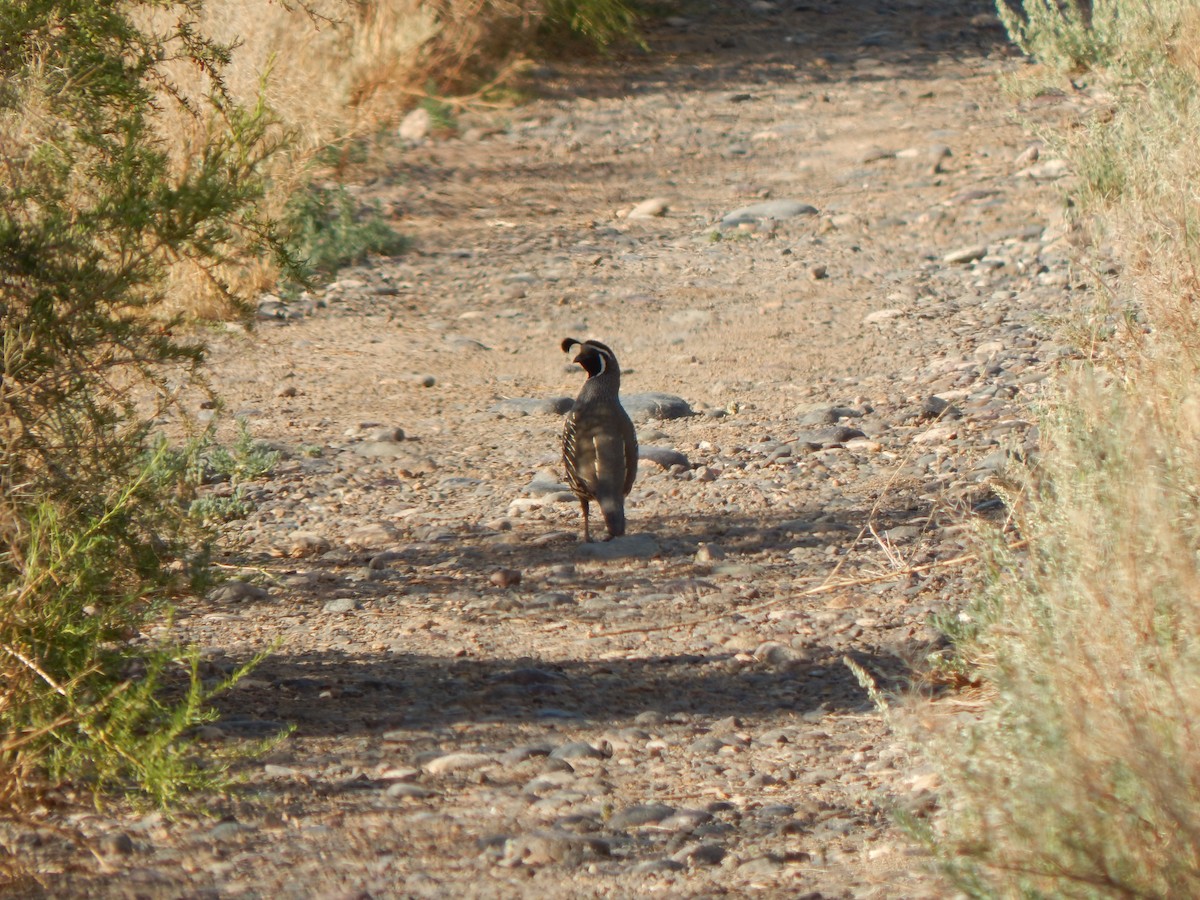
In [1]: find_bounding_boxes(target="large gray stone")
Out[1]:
[721,200,818,227]
[493,397,574,417]
[622,393,694,422]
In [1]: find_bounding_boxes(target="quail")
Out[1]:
[561,337,638,542]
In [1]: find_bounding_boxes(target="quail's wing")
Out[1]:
[621,411,638,496]
[562,411,594,497]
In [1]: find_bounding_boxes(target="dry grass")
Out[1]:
[143,0,549,316]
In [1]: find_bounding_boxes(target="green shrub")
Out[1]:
[0,0,289,809]
[283,182,408,283]
[539,0,643,49]
[995,0,1188,76]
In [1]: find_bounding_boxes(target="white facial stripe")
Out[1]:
[587,344,615,371]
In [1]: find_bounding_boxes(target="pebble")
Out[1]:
[386,783,434,800]
[943,245,988,264]
[493,397,574,417]
[489,568,522,588]
[674,842,726,866]
[100,832,135,857]
[287,531,331,557]
[550,741,611,760]
[322,597,359,614]
[639,446,691,469]
[398,107,432,142]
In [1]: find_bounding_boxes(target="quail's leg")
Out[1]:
[581,499,591,543]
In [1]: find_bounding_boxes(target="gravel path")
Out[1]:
[13,1,1099,896]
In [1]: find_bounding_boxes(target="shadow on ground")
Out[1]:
[207,643,912,740]
[198,503,942,739]
[520,0,1011,102]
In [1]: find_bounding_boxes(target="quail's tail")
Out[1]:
[599,495,626,539]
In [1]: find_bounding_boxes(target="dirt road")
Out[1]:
[18,1,1088,896]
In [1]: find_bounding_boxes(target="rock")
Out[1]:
[673,842,726,866]
[398,107,432,142]
[345,523,396,550]
[864,308,904,324]
[622,393,694,422]
[322,597,359,614]
[690,734,728,754]
[551,741,611,760]
[721,200,818,227]
[256,294,294,320]
[631,858,686,875]
[793,425,866,448]
[1013,143,1040,167]
[207,819,246,842]
[609,803,676,829]
[753,641,798,665]
[386,783,433,800]
[207,581,269,604]
[798,405,863,426]
[738,854,785,875]
[287,532,331,558]
[639,446,691,469]
[629,197,670,219]
[500,831,610,867]
[576,533,660,560]
[943,245,988,264]
[526,477,572,497]
[1018,158,1070,180]
[423,752,496,776]
[100,832,134,856]
[489,568,522,588]
[493,397,575,417]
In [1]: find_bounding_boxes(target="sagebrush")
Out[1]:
[921,2,1200,895]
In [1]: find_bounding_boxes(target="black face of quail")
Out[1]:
[562,337,619,379]
[560,337,638,542]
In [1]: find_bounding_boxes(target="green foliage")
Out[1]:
[539,0,644,49]
[0,0,290,809]
[995,0,1190,77]
[0,445,249,806]
[420,86,458,132]
[206,422,281,484]
[188,422,279,524]
[283,183,408,283]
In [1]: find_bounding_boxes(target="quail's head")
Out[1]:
[562,337,618,378]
